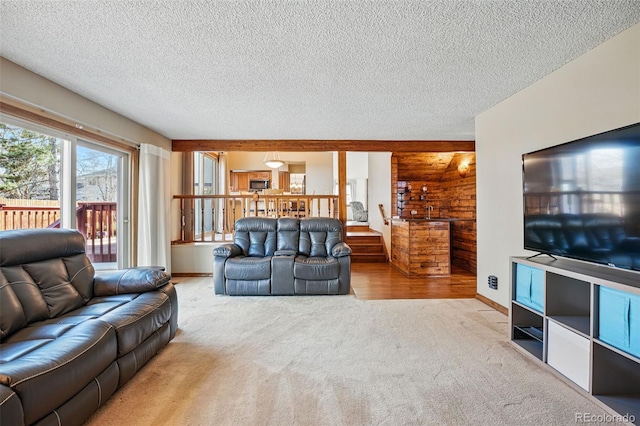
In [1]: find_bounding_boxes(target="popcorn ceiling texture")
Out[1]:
[0,1,639,140]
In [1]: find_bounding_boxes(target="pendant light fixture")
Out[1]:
[263,152,284,168]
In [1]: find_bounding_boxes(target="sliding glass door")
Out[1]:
[0,116,131,269]
[76,141,130,269]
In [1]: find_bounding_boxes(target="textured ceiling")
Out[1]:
[1,1,639,141]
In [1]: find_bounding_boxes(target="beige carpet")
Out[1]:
[86,277,619,426]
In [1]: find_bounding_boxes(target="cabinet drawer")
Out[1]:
[547,320,590,391]
[515,264,544,313]
[598,286,640,359]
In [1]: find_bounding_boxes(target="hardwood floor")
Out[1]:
[175,261,478,300]
[350,263,477,300]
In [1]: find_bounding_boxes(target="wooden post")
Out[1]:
[338,151,347,238]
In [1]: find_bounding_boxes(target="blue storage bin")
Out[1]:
[515,264,544,313]
[598,286,640,359]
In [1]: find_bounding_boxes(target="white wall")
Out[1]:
[0,58,171,151]
[347,152,369,179]
[1,57,174,269]
[368,153,392,255]
[475,24,640,308]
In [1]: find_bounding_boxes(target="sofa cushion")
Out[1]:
[234,217,277,256]
[0,228,86,267]
[0,271,26,340]
[277,217,300,251]
[34,361,119,426]
[93,292,171,357]
[294,256,340,280]
[225,279,271,295]
[226,256,272,280]
[1,253,94,327]
[0,319,116,425]
[294,278,340,295]
[1,266,50,326]
[299,218,343,257]
[94,268,171,296]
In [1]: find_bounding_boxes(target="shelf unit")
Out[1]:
[395,181,429,218]
[510,256,640,424]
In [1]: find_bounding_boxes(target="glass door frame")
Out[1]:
[1,114,132,268]
[76,139,131,269]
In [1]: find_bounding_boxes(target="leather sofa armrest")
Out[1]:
[332,242,352,258]
[213,244,243,258]
[94,268,171,296]
[274,250,296,256]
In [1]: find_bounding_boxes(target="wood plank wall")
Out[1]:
[391,152,477,273]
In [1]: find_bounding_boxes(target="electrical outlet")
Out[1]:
[488,275,498,289]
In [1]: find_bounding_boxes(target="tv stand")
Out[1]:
[525,252,557,261]
[510,256,640,423]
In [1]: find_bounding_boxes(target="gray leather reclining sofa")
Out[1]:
[0,228,178,426]
[213,217,352,295]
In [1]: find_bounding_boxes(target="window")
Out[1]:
[0,117,131,269]
[193,152,218,239]
[0,122,62,229]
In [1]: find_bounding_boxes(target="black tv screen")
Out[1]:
[523,122,640,271]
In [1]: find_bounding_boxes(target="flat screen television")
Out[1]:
[522,122,640,271]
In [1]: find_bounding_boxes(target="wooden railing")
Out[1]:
[0,201,117,263]
[76,202,117,263]
[173,194,339,243]
[0,204,60,230]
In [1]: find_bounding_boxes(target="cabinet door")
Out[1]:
[599,286,640,358]
[279,171,290,192]
[515,264,544,313]
[236,173,249,191]
[547,320,590,390]
[249,171,271,181]
[229,172,238,192]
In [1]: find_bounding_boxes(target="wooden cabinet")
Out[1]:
[248,171,271,181]
[230,171,272,192]
[390,219,451,276]
[229,172,249,192]
[279,171,290,192]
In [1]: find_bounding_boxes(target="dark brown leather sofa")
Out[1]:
[0,228,178,426]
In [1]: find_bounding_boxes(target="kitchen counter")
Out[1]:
[390,217,458,222]
[390,219,451,276]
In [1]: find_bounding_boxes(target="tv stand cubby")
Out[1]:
[510,256,640,424]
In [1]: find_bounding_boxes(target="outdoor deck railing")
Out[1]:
[0,201,117,263]
[173,194,339,243]
[0,204,60,230]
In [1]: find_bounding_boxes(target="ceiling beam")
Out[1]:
[172,139,475,152]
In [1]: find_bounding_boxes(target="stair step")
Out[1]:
[346,229,386,262]
[352,253,388,263]
[348,243,384,254]
[347,235,382,244]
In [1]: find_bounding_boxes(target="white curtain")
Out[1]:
[138,143,171,272]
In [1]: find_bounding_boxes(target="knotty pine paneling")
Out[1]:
[391,152,476,273]
[390,220,451,276]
